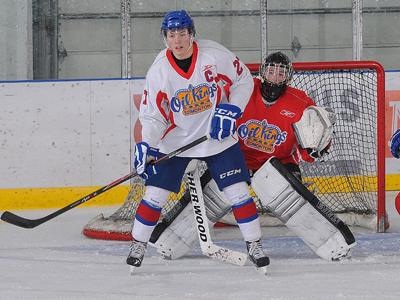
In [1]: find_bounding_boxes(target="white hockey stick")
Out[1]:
[187,161,247,266]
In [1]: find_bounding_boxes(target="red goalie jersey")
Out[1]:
[235,78,316,171]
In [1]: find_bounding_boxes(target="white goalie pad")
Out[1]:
[292,106,336,156]
[151,175,232,260]
[251,157,356,261]
[152,203,199,260]
[203,177,232,223]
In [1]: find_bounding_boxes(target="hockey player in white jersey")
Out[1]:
[126,10,269,274]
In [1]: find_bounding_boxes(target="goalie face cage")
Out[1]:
[82,61,387,241]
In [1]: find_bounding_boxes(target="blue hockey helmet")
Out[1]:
[161,10,196,36]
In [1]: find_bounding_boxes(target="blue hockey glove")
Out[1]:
[210,104,242,141]
[390,129,400,159]
[134,142,160,179]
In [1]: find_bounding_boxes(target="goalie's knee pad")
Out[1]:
[150,170,232,259]
[251,157,356,261]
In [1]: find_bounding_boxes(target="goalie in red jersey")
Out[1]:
[236,51,322,180]
[150,51,356,264]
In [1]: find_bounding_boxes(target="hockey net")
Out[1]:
[82,61,387,241]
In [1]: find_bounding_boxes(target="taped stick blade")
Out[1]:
[1,211,40,229]
[203,244,247,266]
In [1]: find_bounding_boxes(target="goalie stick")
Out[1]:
[1,134,211,229]
[186,160,248,266]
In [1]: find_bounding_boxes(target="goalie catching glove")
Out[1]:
[210,104,242,141]
[134,142,160,179]
[292,106,336,158]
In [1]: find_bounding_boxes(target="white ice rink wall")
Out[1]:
[0,78,144,190]
[1,73,400,208]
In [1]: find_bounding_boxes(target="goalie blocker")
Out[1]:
[251,157,356,260]
[150,158,356,261]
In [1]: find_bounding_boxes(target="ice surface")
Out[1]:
[1,191,400,300]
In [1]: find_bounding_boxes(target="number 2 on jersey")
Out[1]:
[233,57,243,75]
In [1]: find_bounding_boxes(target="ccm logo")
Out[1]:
[216,107,239,118]
[220,169,241,179]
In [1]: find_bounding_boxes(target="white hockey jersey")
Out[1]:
[139,39,254,157]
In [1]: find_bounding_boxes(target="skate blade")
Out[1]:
[130,266,137,276]
[255,266,268,275]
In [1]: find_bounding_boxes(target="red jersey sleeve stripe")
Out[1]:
[217,73,233,85]
[156,91,169,122]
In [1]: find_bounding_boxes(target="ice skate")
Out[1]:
[126,238,147,275]
[246,240,270,275]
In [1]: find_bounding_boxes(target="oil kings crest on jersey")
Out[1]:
[170,83,217,115]
[237,119,287,153]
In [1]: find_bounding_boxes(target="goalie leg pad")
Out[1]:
[151,203,199,260]
[150,170,232,259]
[203,173,232,223]
[251,157,356,261]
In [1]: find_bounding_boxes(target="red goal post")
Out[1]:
[82,60,387,241]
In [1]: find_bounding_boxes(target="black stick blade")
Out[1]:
[1,211,41,229]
